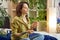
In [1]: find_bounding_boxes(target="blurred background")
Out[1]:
[0,0,60,40]
[0,0,60,34]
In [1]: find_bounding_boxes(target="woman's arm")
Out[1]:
[11,19,34,37]
[12,30,34,37]
[13,32,27,36]
[30,22,39,30]
[11,19,25,37]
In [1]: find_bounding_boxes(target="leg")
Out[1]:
[20,38,30,40]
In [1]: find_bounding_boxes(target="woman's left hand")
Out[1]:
[30,22,39,29]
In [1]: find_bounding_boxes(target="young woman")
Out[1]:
[11,2,34,40]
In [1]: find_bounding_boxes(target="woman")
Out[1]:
[11,2,34,40]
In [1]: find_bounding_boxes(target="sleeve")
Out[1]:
[11,19,19,35]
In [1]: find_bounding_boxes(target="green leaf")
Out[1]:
[11,0,18,4]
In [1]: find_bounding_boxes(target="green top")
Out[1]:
[11,16,30,40]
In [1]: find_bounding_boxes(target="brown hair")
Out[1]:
[16,2,29,21]
[16,2,29,17]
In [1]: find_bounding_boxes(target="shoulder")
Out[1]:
[12,16,23,23]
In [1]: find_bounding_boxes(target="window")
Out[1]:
[28,0,47,31]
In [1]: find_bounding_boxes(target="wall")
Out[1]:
[47,0,60,33]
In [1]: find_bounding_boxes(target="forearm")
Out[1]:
[14,32,27,37]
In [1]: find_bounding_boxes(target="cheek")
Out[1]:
[22,8,28,12]
[24,9,28,12]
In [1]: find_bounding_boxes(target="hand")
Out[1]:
[31,22,39,29]
[27,30,34,34]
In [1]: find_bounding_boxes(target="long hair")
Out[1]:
[16,2,29,21]
[16,2,29,17]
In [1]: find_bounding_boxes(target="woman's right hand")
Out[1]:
[27,30,34,34]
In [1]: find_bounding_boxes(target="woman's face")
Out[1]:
[21,3,29,14]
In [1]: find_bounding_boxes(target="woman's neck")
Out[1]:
[22,13,27,17]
